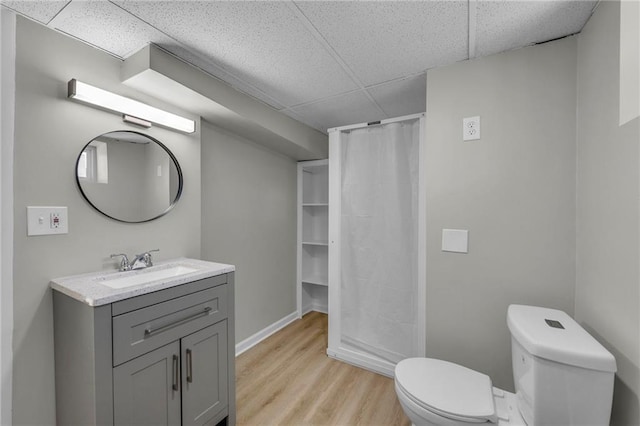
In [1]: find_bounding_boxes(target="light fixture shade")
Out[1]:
[68,79,195,134]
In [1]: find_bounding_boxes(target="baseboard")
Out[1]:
[301,303,313,316]
[301,302,327,316]
[235,311,299,356]
[311,301,327,314]
[326,347,395,378]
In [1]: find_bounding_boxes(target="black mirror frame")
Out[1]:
[75,130,184,223]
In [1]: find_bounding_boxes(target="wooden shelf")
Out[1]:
[301,276,328,287]
[302,240,328,247]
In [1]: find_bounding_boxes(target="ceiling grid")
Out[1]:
[283,1,388,122]
[1,0,598,133]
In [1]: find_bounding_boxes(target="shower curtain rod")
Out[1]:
[327,112,425,133]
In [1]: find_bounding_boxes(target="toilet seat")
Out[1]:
[395,358,498,423]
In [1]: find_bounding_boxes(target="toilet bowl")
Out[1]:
[394,358,525,426]
[394,305,617,426]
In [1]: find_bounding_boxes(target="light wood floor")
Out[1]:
[236,311,411,426]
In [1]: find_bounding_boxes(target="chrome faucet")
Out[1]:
[110,253,131,272]
[110,249,159,271]
[130,249,160,270]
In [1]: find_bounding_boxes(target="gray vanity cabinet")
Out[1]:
[113,341,182,425]
[181,322,228,426]
[53,272,235,426]
[113,322,228,426]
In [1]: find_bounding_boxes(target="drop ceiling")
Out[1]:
[1,0,597,133]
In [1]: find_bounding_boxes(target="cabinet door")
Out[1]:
[114,341,181,426]
[181,321,228,426]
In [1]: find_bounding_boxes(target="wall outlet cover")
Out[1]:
[27,206,68,236]
[463,116,481,141]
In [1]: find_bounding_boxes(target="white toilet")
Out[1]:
[395,305,617,425]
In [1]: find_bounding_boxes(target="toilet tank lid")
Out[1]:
[507,305,617,373]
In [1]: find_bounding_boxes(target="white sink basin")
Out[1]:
[97,265,199,289]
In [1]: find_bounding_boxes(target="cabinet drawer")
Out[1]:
[113,285,227,366]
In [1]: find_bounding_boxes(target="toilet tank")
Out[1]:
[507,305,616,426]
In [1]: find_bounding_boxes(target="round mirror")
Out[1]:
[76,130,183,223]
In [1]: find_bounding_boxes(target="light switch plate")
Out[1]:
[442,229,468,253]
[27,206,68,236]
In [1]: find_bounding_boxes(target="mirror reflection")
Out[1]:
[76,131,183,223]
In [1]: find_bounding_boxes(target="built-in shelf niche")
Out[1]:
[297,159,329,316]
[302,204,328,245]
[302,165,328,204]
[301,244,328,286]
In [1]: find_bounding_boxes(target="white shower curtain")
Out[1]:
[339,120,420,363]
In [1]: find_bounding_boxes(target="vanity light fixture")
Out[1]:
[122,114,151,128]
[67,79,195,134]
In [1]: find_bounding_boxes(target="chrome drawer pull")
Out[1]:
[144,306,212,337]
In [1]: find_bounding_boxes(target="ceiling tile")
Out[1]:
[7,0,598,136]
[367,74,426,118]
[113,1,359,107]
[41,1,288,109]
[1,0,69,24]
[289,90,385,132]
[476,0,597,57]
[48,0,172,58]
[294,1,468,87]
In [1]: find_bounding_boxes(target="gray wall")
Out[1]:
[424,37,578,391]
[1,9,16,425]
[575,1,640,423]
[12,17,201,425]
[201,121,297,343]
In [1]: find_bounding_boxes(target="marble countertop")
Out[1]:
[50,258,235,307]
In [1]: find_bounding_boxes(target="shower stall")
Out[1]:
[327,113,426,377]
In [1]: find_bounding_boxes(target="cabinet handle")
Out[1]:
[172,355,179,391]
[186,349,193,383]
[144,306,212,337]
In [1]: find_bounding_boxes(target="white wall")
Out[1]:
[0,8,15,425]
[576,1,640,423]
[201,121,298,343]
[425,37,578,390]
[12,17,201,425]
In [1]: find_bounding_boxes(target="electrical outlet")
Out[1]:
[463,116,481,141]
[27,206,68,236]
[50,212,61,228]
